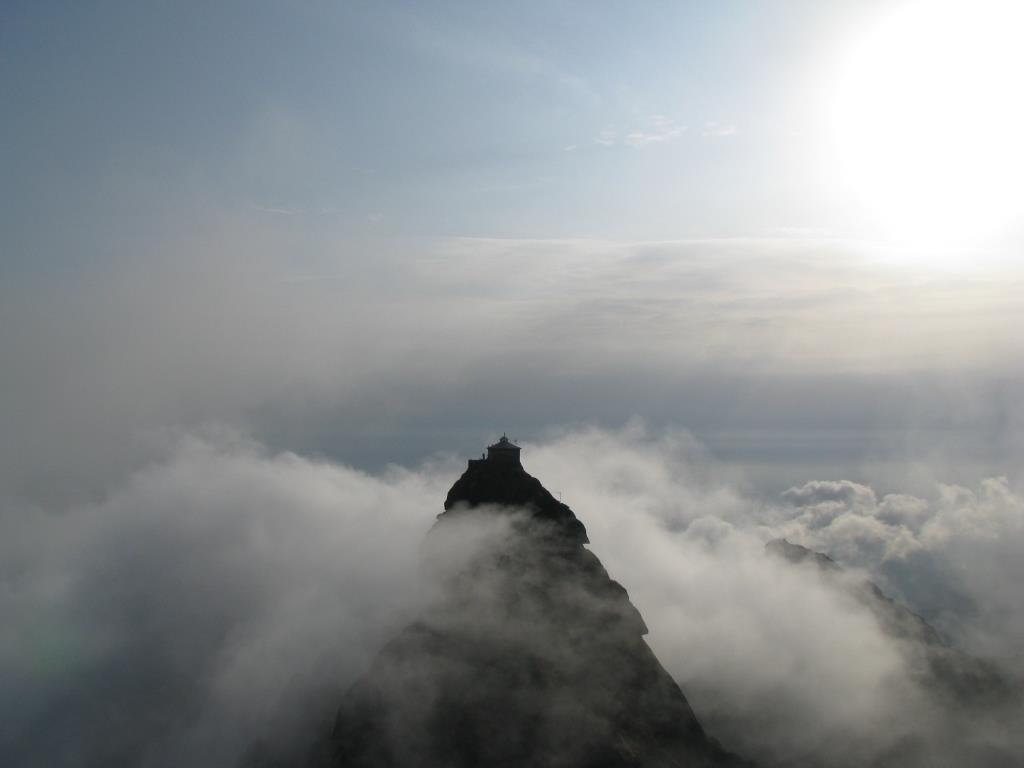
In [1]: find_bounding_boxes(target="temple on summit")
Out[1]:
[324,429,749,768]
[486,434,521,464]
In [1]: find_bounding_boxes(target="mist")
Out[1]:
[3,425,1021,766]
[4,230,1023,507]
[2,232,1021,765]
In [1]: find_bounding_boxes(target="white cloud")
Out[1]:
[595,116,687,148]
[703,121,739,137]
[0,433,451,766]
[624,114,686,147]
[250,204,297,216]
[3,232,1021,510]
[775,472,1024,662]
[783,479,878,510]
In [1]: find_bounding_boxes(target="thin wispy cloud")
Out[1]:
[624,115,686,147]
[250,204,298,216]
[703,121,739,137]
[594,116,686,149]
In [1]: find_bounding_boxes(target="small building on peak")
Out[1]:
[487,434,521,464]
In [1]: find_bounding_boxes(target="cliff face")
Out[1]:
[323,450,747,768]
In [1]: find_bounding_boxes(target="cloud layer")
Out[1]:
[4,233,1022,508]
[2,426,1021,766]
[1,435,448,766]
[1,228,1021,767]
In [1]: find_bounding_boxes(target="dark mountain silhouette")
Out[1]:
[766,538,1014,707]
[310,438,749,767]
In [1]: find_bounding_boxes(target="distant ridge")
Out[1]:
[767,538,1014,706]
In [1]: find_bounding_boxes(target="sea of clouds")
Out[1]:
[3,233,1022,765]
[3,424,1021,766]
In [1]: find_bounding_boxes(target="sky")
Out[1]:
[4,0,851,247]
[1,1,1023,765]
[3,0,1023,493]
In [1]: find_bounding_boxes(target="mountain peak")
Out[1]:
[442,439,588,544]
[316,444,749,768]
[765,538,841,572]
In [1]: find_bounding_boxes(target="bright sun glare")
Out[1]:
[833,0,1024,259]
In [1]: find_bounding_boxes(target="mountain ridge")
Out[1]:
[766,538,1013,707]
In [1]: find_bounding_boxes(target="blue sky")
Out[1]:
[2,0,885,270]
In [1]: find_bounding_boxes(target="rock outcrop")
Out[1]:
[766,538,1013,707]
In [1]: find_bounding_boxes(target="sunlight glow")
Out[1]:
[833,0,1024,260]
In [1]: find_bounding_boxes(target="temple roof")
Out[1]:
[487,434,520,451]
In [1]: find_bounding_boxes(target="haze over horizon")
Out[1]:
[2,1,1023,766]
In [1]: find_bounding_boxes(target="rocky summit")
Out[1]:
[317,437,748,768]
